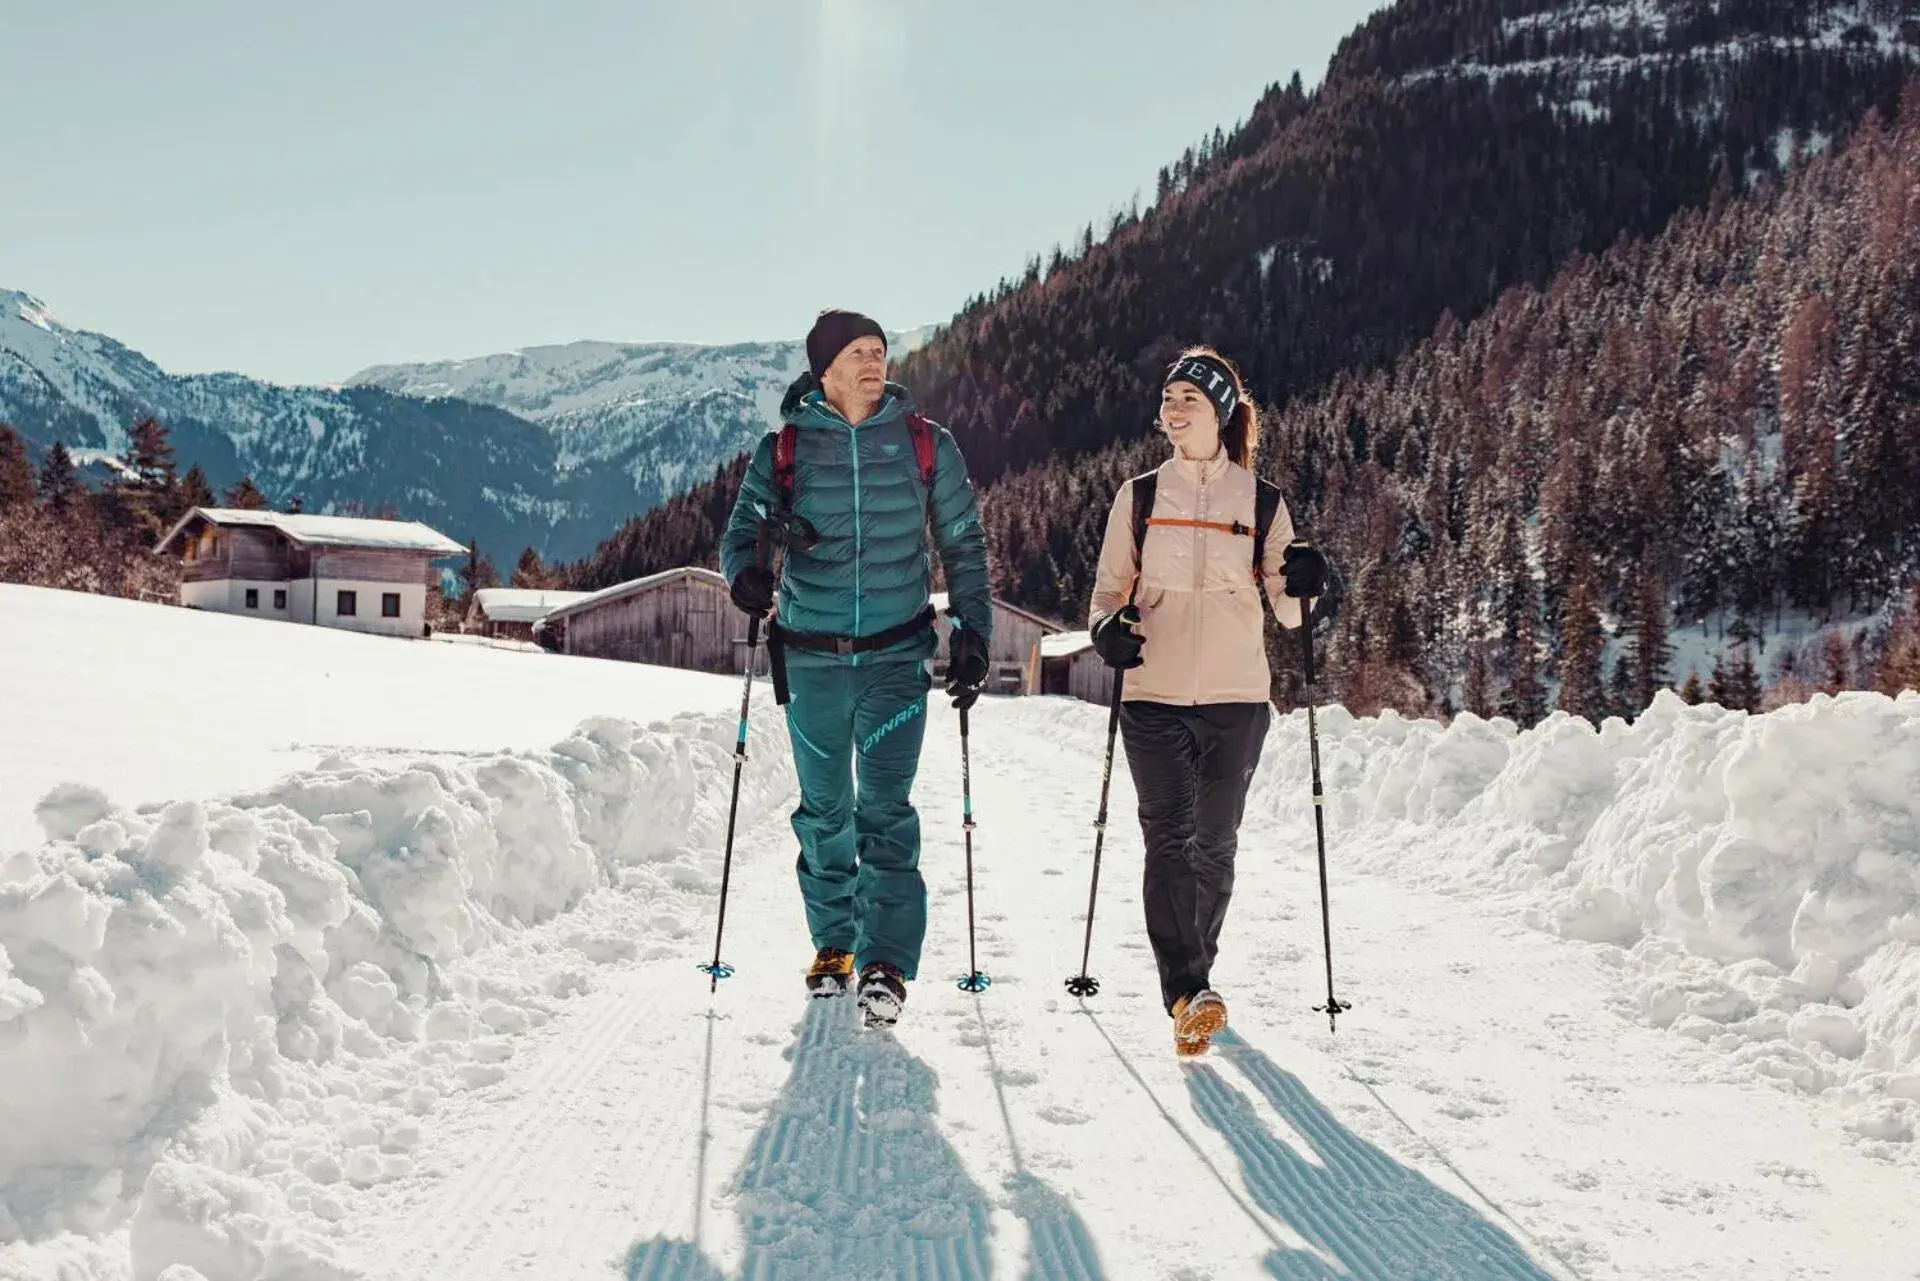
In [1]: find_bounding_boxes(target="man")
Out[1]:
[721,309,993,1028]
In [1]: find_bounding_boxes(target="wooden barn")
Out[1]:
[155,508,465,639]
[465,587,593,642]
[1037,631,1116,705]
[929,591,1066,697]
[542,568,758,673]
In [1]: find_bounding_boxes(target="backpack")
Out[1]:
[1128,470,1284,581]
[772,413,938,509]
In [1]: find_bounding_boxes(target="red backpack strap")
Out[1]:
[906,413,938,487]
[773,424,798,508]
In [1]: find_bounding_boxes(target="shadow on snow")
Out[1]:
[624,995,1105,1280]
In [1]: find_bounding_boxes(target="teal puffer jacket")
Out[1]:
[721,374,994,667]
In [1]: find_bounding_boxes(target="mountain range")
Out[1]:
[0,288,927,564]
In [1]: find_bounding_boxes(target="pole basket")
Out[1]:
[697,961,736,981]
[1064,974,1100,997]
[957,972,992,993]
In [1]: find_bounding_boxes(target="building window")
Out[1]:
[337,590,357,617]
[381,592,401,618]
[244,588,259,609]
[273,589,287,610]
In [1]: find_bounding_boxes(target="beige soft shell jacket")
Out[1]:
[1088,452,1302,706]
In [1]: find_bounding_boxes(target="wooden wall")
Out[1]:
[181,525,288,583]
[311,548,432,585]
[177,524,425,588]
[562,573,752,673]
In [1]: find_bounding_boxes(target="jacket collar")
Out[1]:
[779,371,914,430]
[1167,444,1232,484]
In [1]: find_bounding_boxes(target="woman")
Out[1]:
[1087,347,1327,1058]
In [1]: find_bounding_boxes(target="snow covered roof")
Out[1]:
[156,508,468,557]
[539,567,729,622]
[1040,630,1094,659]
[468,588,595,624]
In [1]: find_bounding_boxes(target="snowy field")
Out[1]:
[2,584,1918,1281]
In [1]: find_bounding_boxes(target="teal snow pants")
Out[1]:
[783,659,932,978]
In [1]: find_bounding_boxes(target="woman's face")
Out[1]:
[1159,380,1221,459]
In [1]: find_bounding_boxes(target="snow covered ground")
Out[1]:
[3,585,1918,1280]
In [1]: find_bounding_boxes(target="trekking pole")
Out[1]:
[1297,580,1351,1032]
[956,704,990,993]
[700,535,776,992]
[1066,666,1126,998]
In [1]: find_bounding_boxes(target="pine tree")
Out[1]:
[0,425,35,512]
[224,476,268,509]
[178,464,215,515]
[37,442,84,512]
[1503,593,1549,728]
[1681,670,1705,704]
[124,417,177,490]
[1557,572,1607,724]
[1609,654,1636,722]
[1823,630,1851,693]
[1709,645,1763,713]
[1877,589,1920,695]
[458,540,500,610]
[1630,570,1671,712]
[106,417,181,545]
[1463,642,1496,719]
[510,547,551,589]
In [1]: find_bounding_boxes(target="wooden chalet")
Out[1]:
[155,508,465,638]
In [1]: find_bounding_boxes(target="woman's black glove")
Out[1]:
[1091,606,1145,670]
[1282,541,1329,599]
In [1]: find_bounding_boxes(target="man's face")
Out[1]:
[821,335,888,414]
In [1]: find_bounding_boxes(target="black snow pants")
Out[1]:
[1118,699,1271,1013]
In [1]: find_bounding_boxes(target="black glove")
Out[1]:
[730,565,775,616]
[1090,607,1145,670]
[1282,541,1329,600]
[945,624,990,711]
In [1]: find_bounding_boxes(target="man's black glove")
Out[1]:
[730,566,775,616]
[945,624,990,711]
[1090,606,1145,670]
[1282,541,1329,600]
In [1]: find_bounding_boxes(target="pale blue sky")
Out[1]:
[4,1,1387,385]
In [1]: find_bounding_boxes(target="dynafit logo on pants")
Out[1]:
[861,698,925,754]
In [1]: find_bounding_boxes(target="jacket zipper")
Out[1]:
[1193,466,1209,706]
[849,423,863,668]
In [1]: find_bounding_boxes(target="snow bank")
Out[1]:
[1237,689,1920,1155]
[0,706,793,1280]
[992,688,1920,1153]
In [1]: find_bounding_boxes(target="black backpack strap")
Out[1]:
[1129,472,1158,564]
[1124,471,1159,609]
[1251,478,1283,578]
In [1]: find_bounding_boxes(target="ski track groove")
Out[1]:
[414,983,663,1276]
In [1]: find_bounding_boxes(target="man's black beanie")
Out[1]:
[806,309,887,380]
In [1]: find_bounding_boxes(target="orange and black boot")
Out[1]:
[1171,989,1228,1058]
[806,946,855,998]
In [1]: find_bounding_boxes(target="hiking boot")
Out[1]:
[856,961,908,1029]
[806,946,855,998]
[1172,989,1228,1058]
